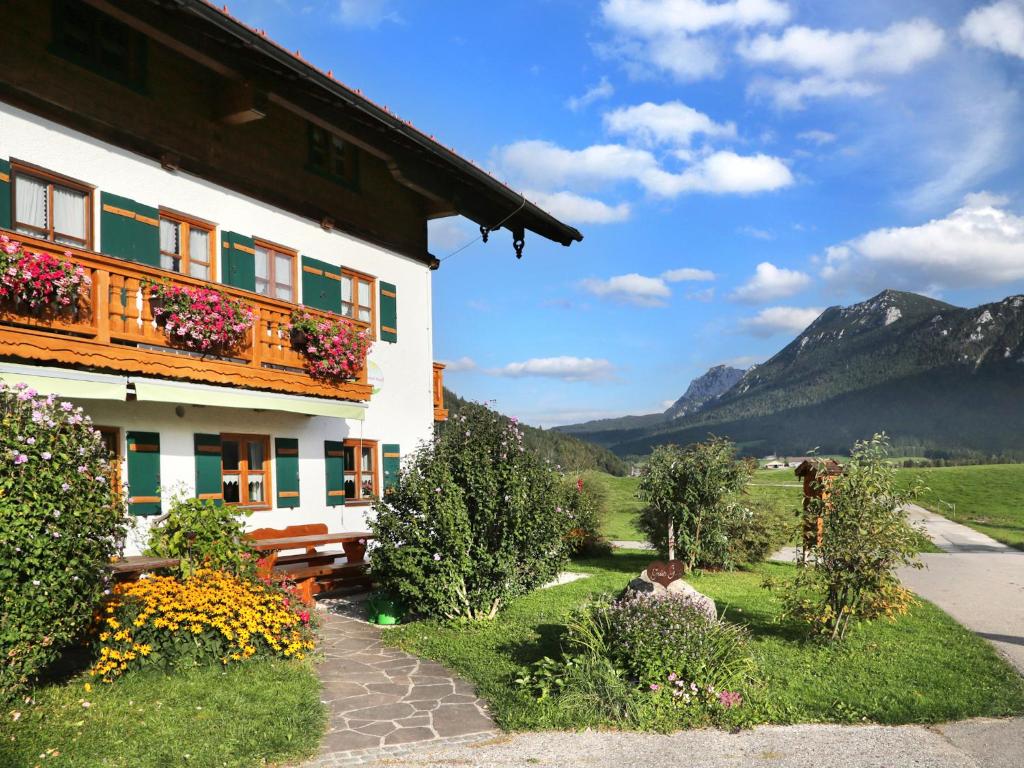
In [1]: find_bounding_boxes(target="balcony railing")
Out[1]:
[0,231,371,401]
[432,362,448,421]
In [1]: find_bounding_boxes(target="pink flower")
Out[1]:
[649,683,660,691]
[13,453,28,465]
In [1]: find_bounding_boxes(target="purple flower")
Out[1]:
[77,465,88,473]
[649,683,660,691]
[432,553,441,561]
[25,437,35,446]
[61,482,70,491]
[13,453,28,465]
[41,452,51,460]
[61,402,73,412]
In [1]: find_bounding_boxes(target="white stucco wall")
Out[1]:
[1,101,438,554]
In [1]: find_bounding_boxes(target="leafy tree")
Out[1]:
[635,438,751,571]
[145,491,256,578]
[371,402,571,620]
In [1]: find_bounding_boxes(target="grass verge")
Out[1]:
[383,552,1024,730]
[0,660,325,768]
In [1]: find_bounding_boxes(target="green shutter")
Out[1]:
[193,433,223,505]
[324,440,346,507]
[126,431,161,516]
[100,192,159,266]
[0,159,10,230]
[382,443,400,493]
[275,437,300,509]
[301,256,341,314]
[380,281,397,343]
[221,231,256,292]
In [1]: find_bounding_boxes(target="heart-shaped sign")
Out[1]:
[646,560,684,587]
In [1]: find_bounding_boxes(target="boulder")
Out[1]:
[624,572,718,621]
[626,577,666,597]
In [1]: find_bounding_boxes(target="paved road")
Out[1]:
[898,504,1024,675]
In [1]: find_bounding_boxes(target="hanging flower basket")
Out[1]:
[147,282,255,355]
[0,235,90,316]
[288,310,372,382]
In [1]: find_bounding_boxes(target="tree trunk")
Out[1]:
[667,513,675,562]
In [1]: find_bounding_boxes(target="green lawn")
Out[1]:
[0,660,325,768]
[897,464,1024,550]
[383,552,1024,730]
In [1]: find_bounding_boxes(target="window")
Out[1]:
[96,426,121,490]
[307,124,359,187]
[343,439,377,502]
[52,0,148,90]
[340,270,375,327]
[159,210,214,280]
[221,434,271,509]
[254,240,296,302]
[12,164,92,248]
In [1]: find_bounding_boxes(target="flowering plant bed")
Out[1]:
[148,282,255,354]
[0,234,91,315]
[90,568,316,682]
[289,310,371,381]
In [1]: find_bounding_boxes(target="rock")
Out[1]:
[625,577,666,597]
[666,579,718,620]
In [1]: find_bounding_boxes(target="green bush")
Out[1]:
[724,500,794,567]
[145,492,256,578]
[0,383,127,699]
[562,476,612,557]
[370,403,572,620]
[636,439,752,570]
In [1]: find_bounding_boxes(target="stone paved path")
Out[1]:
[293,605,496,767]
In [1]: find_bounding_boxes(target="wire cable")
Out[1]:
[439,194,527,263]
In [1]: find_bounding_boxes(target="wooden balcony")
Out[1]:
[0,231,371,401]
[432,362,448,421]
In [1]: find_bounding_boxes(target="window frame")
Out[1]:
[220,433,272,511]
[10,160,94,249]
[306,123,360,190]
[339,268,377,338]
[51,0,149,92]
[158,208,216,281]
[96,425,122,491]
[252,237,298,303]
[342,438,378,504]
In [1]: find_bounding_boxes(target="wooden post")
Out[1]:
[94,269,110,343]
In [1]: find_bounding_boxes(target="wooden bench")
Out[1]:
[248,524,373,603]
[107,555,180,582]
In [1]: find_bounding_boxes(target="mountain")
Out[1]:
[664,364,745,419]
[558,290,1024,458]
[442,388,629,475]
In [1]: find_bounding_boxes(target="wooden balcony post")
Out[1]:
[94,269,110,343]
[249,306,262,367]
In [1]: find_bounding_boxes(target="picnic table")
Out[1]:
[248,532,372,552]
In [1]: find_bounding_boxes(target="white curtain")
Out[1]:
[53,186,86,244]
[274,253,292,300]
[340,275,353,316]
[15,176,47,231]
[357,279,371,322]
[160,219,179,271]
[188,228,209,279]
[254,246,269,296]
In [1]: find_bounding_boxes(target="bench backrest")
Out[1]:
[249,523,328,554]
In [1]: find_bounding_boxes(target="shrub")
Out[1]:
[780,434,923,641]
[370,403,572,620]
[289,309,372,381]
[145,492,256,578]
[148,282,255,354]
[561,476,612,557]
[90,569,316,682]
[0,383,127,699]
[724,500,794,567]
[636,439,751,571]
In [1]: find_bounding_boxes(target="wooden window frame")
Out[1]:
[339,268,377,338]
[158,208,217,281]
[252,238,298,303]
[220,433,272,511]
[51,0,149,92]
[10,160,94,249]
[343,438,378,504]
[306,123,360,190]
[96,425,122,491]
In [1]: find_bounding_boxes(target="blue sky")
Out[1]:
[231,0,1024,426]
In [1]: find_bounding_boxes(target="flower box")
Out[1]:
[0,235,90,316]
[288,310,371,382]
[147,282,255,355]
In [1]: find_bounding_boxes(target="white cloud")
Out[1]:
[821,192,1024,293]
[580,273,672,306]
[961,1,1024,59]
[497,142,792,198]
[797,129,837,145]
[440,356,477,372]
[488,356,616,382]
[740,18,944,108]
[737,225,774,240]
[566,76,615,111]
[731,261,812,303]
[686,287,716,302]
[662,267,716,281]
[428,216,475,252]
[335,0,400,27]
[740,306,823,337]
[604,101,736,146]
[525,190,631,224]
[601,0,790,36]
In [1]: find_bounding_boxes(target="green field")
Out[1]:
[898,464,1024,550]
[384,552,1024,730]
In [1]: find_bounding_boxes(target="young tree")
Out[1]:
[635,438,750,571]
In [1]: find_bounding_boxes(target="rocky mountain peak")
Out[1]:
[665,364,745,420]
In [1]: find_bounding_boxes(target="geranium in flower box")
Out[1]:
[148,282,255,355]
[0,234,91,316]
[289,310,372,381]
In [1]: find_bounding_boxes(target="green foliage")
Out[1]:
[781,434,924,641]
[0,383,127,700]
[145,492,256,578]
[371,402,572,620]
[636,438,752,570]
[561,476,612,557]
[443,388,628,475]
[724,499,795,566]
